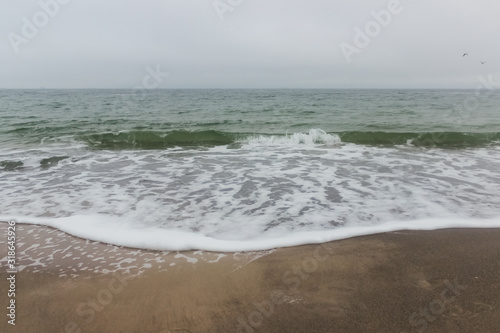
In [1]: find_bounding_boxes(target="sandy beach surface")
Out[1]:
[1,223,499,333]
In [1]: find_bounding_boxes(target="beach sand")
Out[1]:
[1,223,500,333]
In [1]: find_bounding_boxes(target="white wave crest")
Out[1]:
[243,129,341,146]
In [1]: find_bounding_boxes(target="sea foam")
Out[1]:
[1,131,499,252]
[243,129,341,146]
[2,215,500,252]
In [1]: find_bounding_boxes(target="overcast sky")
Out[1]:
[1,0,499,89]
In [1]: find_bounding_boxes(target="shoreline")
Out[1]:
[1,224,500,332]
[3,216,500,252]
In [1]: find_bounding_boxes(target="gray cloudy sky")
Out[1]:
[1,0,499,89]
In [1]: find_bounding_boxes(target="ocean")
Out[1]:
[1,89,499,251]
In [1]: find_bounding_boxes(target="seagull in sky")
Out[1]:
[463,53,468,57]
[481,61,486,65]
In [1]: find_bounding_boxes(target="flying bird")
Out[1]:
[481,61,486,65]
[463,53,468,57]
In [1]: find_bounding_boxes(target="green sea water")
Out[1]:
[1,89,499,251]
[1,89,499,149]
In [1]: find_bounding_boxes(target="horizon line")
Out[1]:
[0,87,484,90]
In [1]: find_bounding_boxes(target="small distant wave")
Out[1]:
[80,129,341,150]
[78,129,500,150]
[81,130,234,149]
[339,131,500,148]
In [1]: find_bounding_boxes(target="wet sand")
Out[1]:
[1,223,500,332]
